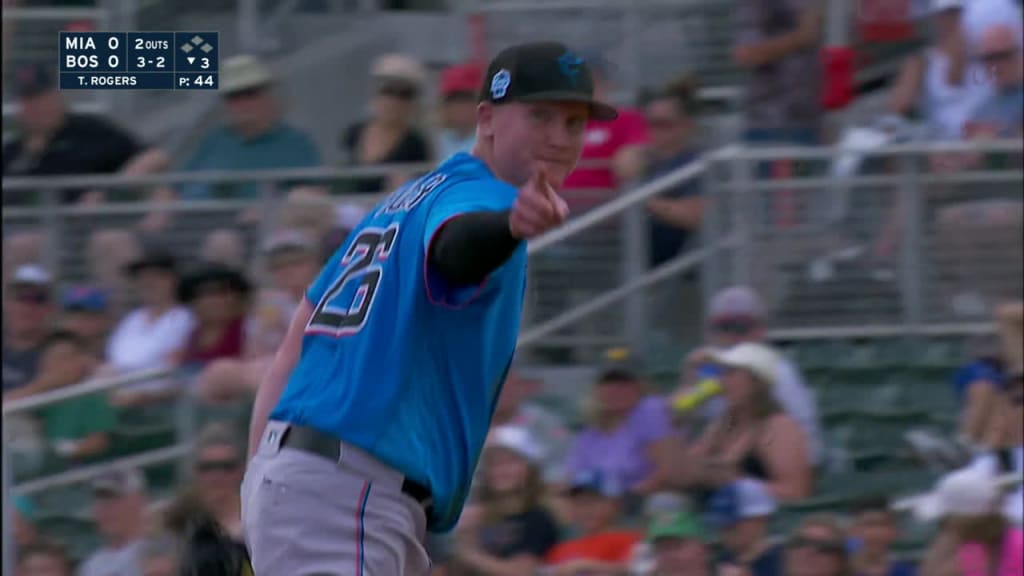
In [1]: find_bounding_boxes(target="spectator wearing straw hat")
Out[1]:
[340,53,431,194]
[174,54,321,202]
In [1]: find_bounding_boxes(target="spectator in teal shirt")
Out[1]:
[179,54,321,200]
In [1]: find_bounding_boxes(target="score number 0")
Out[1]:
[66,35,122,69]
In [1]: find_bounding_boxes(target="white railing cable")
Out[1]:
[1,163,436,191]
[1,7,104,19]
[519,240,729,347]
[12,443,193,496]
[528,156,710,254]
[2,368,174,416]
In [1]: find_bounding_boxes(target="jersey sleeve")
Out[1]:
[422,178,520,309]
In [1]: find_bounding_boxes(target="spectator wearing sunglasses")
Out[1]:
[165,423,246,542]
[340,53,430,194]
[785,514,851,576]
[642,75,703,270]
[964,22,1023,139]
[679,286,823,467]
[848,496,917,576]
[2,265,55,397]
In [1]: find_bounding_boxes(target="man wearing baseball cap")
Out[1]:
[2,63,168,204]
[646,512,712,576]
[79,468,149,576]
[437,63,485,159]
[545,469,643,573]
[244,41,615,576]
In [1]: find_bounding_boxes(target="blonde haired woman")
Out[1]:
[454,426,560,576]
[679,343,812,502]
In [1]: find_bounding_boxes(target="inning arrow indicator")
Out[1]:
[187,57,196,65]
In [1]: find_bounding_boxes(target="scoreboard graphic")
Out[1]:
[59,32,219,90]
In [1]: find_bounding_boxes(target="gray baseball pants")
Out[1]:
[241,421,433,575]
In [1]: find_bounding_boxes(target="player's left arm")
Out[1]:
[247,298,313,461]
[423,181,524,306]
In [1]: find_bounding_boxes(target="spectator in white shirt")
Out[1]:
[103,248,192,406]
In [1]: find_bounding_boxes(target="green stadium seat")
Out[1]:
[909,338,966,370]
[110,424,177,457]
[35,515,100,561]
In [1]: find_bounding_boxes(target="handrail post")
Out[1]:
[899,152,924,328]
[621,190,650,349]
[175,378,196,483]
[701,157,722,319]
[42,188,61,279]
[731,149,754,286]
[3,422,15,576]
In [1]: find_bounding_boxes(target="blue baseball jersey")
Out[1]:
[270,153,527,532]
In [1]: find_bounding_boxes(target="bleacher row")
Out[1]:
[12,335,971,562]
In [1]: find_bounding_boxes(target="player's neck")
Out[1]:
[470,139,510,185]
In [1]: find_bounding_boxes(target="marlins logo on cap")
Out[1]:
[490,69,511,99]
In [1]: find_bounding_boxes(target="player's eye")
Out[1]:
[566,115,587,134]
[529,107,553,124]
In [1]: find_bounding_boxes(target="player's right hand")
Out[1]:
[509,167,570,239]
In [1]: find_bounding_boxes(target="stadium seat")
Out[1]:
[35,515,100,561]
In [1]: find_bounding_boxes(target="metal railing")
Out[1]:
[1,6,114,118]
[2,368,184,576]
[2,139,1022,567]
[703,139,1023,332]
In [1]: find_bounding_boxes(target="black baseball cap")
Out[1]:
[480,42,618,121]
[12,64,55,98]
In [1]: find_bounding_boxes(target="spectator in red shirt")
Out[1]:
[561,52,649,212]
[177,264,251,368]
[545,469,643,575]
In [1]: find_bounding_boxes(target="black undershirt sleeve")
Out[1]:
[428,210,522,286]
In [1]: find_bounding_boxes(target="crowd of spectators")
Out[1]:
[3,0,1024,574]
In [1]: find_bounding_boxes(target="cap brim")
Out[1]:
[893,492,945,522]
[516,91,618,121]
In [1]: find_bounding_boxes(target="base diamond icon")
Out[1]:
[181,43,193,53]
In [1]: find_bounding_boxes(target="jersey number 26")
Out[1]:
[306,224,398,337]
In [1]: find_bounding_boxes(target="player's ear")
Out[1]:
[476,102,494,137]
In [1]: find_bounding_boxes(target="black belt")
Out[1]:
[279,425,434,515]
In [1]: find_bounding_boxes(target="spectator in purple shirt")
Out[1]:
[566,348,679,504]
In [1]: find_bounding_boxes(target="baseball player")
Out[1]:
[241,42,617,575]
